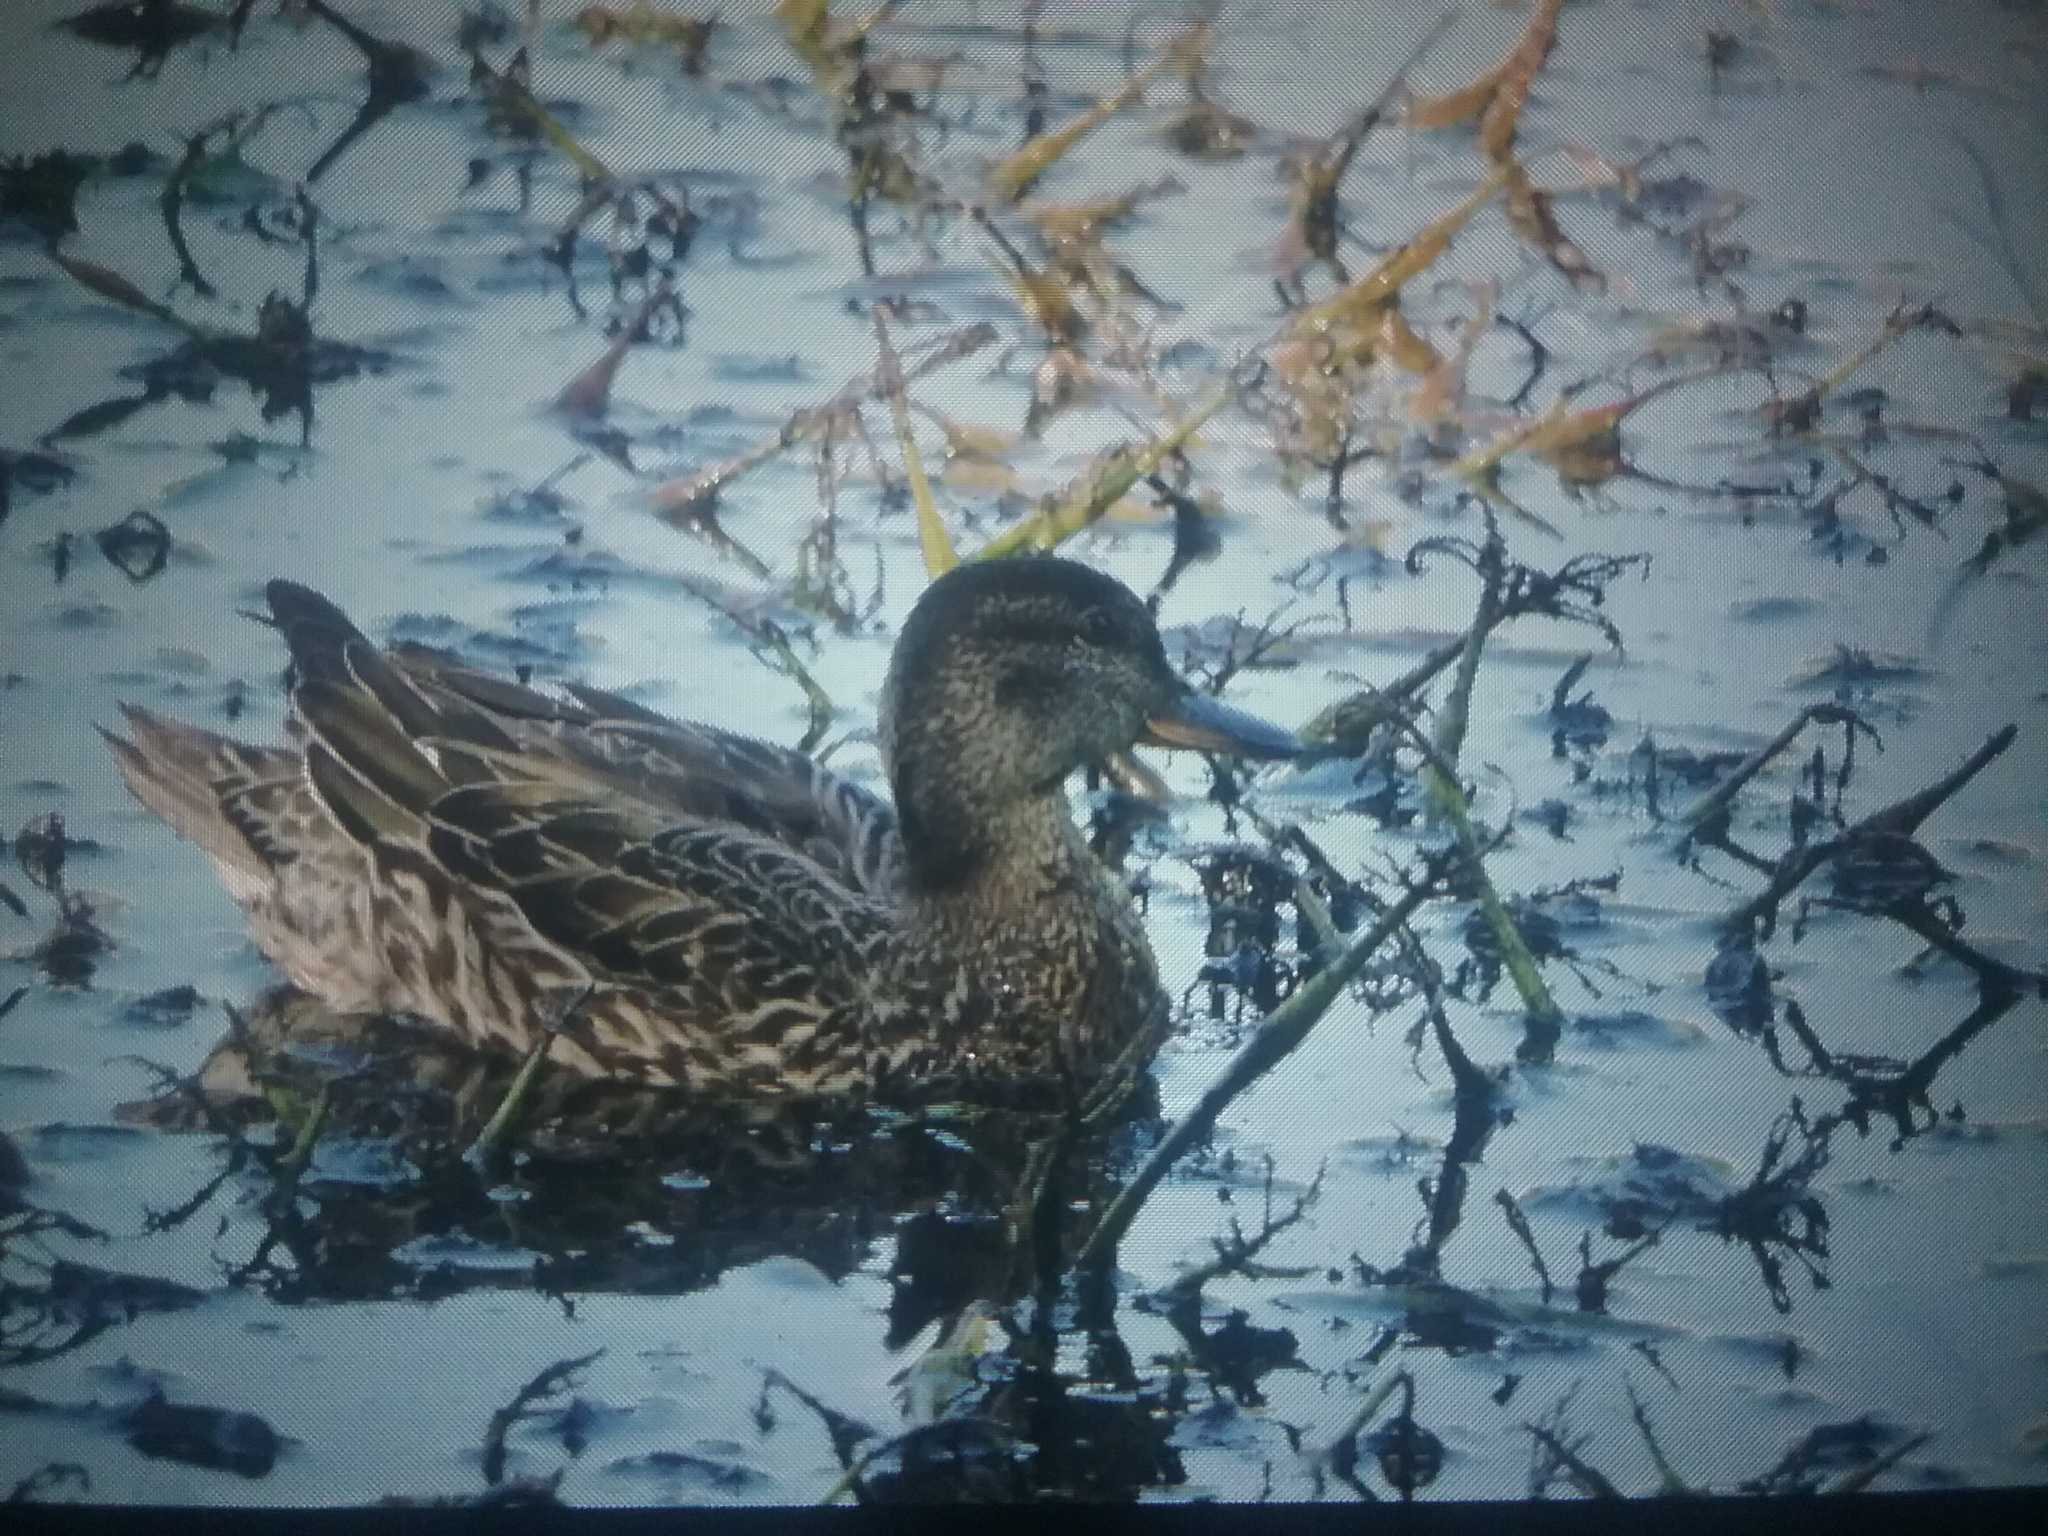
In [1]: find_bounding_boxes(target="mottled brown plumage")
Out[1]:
[102,557,1298,1107]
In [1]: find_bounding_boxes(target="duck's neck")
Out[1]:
[892,782,1163,1094]
[900,783,1100,923]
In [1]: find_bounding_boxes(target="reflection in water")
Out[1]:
[114,987,1098,1313]
[98,982,1200,1501]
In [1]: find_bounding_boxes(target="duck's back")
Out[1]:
[384,642,905,900]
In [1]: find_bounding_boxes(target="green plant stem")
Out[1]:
[1076,878,1433,1277]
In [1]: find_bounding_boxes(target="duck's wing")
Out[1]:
[267,580,897,1086]
[380,642,903,900]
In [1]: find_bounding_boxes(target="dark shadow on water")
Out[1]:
[111,987,1148,1331]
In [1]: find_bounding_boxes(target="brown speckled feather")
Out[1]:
[104,560,1299,1105]
[386,643,904,899]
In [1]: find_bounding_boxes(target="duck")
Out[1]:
[103,556,1300,1109]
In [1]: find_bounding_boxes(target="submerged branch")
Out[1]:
[1721,725,2017,938]
[1076,876,1435,1277]
[1676,703,1878,831]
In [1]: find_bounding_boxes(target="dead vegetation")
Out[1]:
[5,0,2045,1508]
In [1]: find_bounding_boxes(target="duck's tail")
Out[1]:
[99,704,300,908]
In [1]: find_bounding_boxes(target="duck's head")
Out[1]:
[880,556,1299,888]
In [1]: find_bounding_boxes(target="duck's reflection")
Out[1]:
[117,985,1159,1336]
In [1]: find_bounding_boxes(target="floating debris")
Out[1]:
[93,510,172,584]
[124,1394,280,1480]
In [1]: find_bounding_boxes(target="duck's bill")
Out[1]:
[1142,692,1301,760]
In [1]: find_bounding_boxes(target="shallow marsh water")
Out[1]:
[1,0,2046,1507]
